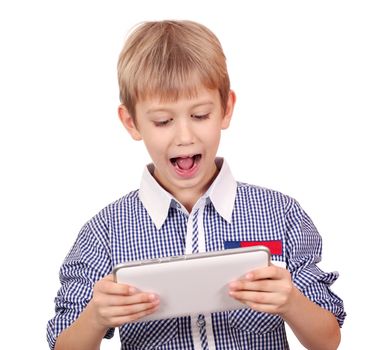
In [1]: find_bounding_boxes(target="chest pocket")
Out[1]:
[120,318,178,349]
[228,308,283,335]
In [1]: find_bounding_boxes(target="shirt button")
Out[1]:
[197,315,206,328]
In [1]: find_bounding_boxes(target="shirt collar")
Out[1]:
[138,158,237,230]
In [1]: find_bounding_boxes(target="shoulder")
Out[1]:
[87,189,141,228]
[236,182,298,213]
[106,189,141,211]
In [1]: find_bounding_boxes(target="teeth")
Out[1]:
[170,154,201,163]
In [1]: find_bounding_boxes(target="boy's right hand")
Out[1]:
[87,274,160,331]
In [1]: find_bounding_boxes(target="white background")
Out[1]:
[1,0,391,349]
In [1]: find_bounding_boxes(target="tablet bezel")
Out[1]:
[113,246,271,321]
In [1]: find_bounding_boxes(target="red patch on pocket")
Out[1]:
[240,240,283,255]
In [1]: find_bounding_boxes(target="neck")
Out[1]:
[158,165,219,213]
[174,188,204,213]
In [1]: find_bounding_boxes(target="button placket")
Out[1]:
[197,314,206,328]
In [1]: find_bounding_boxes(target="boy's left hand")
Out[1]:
[229,264,295,316]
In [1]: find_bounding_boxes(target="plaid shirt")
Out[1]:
[47,158,345,349]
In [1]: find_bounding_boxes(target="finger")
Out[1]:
[229,290,275,306]
[239,300,281,314]
[105,298,160,318]
[103,274,115,282]
[245,265,284,281]
[106,292,159,307]
[106,273,134,291]
[229,279,276,293]
[111,305,160,326]
[95,277,134,296]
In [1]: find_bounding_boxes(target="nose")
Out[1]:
[175,119,194,146]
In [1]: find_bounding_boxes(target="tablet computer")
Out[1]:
[113,246,270,321]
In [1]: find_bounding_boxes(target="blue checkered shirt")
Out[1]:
[47,158,345,349]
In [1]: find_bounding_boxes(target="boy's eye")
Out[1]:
[154,119,172,127]
[191,114,210,120]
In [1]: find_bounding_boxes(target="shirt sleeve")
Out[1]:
[284,199,346,327]
[46,212,114,349]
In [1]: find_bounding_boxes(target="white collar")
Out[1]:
[138,158,237,230]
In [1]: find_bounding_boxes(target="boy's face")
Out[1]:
[119,87,235,201]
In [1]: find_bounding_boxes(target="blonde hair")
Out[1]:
[117,20,230,118]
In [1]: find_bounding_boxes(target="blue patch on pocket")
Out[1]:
[224,241,241,249]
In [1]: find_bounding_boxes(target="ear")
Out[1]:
[118,105,142,141]
[221,90,236,130]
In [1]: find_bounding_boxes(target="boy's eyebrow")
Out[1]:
[191,101,215,109]
[146,101,215,114]
[145,107,171,115]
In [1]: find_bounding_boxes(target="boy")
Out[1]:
[47,20,345,349]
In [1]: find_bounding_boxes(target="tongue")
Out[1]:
[176,157,194,170]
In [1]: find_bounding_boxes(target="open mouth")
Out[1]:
[170,154,202,171]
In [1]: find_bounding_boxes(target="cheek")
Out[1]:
[143,139,161,157]
[143,133,170,158]
[204,126,222,145]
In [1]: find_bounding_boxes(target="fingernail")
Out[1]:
[129,287,135,294]
[229,282,236,289]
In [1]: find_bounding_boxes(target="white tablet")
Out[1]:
[113,246,270,321]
